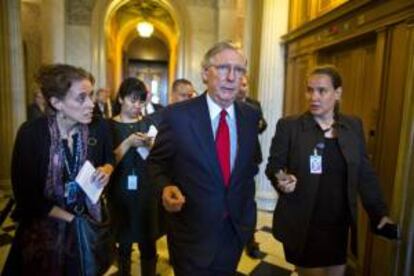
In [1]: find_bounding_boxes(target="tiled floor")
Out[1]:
[0,194,297,275]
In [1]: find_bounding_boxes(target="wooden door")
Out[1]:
[317,36,379,273]
[284,54,313,116]
[126,59,169,106]
[318,36,378,144]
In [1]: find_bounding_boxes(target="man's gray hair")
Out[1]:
[201,41,246,69]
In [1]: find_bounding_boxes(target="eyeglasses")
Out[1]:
[208,64,247,78]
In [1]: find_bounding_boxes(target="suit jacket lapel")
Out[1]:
[230,102,248,186]
[335,116,358,176]
[189,94,223,185]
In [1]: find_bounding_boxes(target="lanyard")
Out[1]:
[62,133,81,181]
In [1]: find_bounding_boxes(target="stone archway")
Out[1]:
[90,0,191,95]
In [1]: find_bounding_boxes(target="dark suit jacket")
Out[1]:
[152,102,164,112]
[93,101,115,119]
[265,112,388,255]
[26,103,45,121]
[245,97,267,134]
[148,94,260,267]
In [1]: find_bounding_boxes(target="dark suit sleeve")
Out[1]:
[254,140,263,165]
[26,104,44,121]
[145,109,164,129]
[147,113,176,195]
[265,118,290,191]
[88,118,115,167]
[354,118,388,223]
[257,104,267,134]
[99,119,116,166]
[246,98,267,134]
[11,123,54,220]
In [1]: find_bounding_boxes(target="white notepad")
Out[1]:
[75,160,104,204]
[147,125,158,138]
[136,125,158,160]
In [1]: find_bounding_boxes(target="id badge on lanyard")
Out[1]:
[309,148,322,174]
[65,180,78,204]
[127,173,138,190]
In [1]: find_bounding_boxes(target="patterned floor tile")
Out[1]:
[250,261,292,276]
[0,194,296,275]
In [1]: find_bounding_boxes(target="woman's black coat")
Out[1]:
[266,112,388,254]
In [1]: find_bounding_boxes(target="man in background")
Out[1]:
[27,89,47,121]
[171,78,197,104]
[148,78,196,127]
[237,76,267,134]
[93,88,113,119]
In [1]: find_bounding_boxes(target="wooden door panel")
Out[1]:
[284,55,311,116]
[368,22,412,276]
[318,38,378,142]
[317,37,378,273]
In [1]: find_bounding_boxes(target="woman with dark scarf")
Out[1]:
[3,64,114,275]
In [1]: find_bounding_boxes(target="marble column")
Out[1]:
[41,0,65,63]
[216,0,243,44]
[186,1,216,92]
[242,0,263,99]
[243,0,253,64]
[9,0,26,135]
[0,0,26,191]
[91,0,109,88]
[255,0,289,210]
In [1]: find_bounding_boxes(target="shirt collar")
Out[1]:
[301,111,350,131]
[206,93,235,120]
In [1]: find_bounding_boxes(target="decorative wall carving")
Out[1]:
[117,0,175,29]
[183,0,215,7]
[216,0,238,8]
[66,0,95,25]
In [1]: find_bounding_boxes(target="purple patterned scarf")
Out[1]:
[45,116,101,220]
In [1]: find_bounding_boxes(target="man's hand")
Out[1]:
[162,185,186,212]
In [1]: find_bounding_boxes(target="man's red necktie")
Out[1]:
[215,110,231,187]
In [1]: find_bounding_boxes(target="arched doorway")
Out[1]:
[91,0,190,103]
[125,36,169,105]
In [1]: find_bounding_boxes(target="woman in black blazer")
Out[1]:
[4,64,114,275]
[266,65,393,276]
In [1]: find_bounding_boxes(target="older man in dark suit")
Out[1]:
[148,41,260,275]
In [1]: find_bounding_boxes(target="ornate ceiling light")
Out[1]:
[136,21,154,38]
